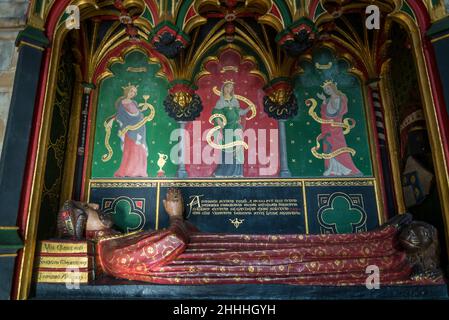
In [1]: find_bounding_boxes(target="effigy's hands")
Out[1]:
[163,188,184,219]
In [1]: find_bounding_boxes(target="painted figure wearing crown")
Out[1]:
[114,84,148,177]
[212,80,251,177]
[317,81,361,176]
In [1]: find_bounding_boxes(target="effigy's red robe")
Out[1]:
[96,219,437,285]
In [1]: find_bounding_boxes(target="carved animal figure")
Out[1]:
[398,221,443,280]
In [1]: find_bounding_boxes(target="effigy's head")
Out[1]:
[57,201,113,239]
[56,201,87,239]
[163,187,184,219]
[398,221,437,253]
[83,202,114,232]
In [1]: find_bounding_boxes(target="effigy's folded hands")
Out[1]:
[163,187,184,220]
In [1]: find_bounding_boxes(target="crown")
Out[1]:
[223,79,235,85]
[321,80,337,88]
[122,82,139,90]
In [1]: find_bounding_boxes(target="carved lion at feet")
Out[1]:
[398,221,444,280]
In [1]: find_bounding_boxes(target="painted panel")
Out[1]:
[88,182,158,232]
[91,50,177,178]
[184,48,280,178]
[304,180,380,234]
[287,48,373,178]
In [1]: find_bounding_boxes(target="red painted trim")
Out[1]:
[270,2,283,22]
[308,0,322,20]
[183,5,197,27]
[45,0,69,38]
[11,250,24,300]
[145,0,159,25]
[404,0,431,34]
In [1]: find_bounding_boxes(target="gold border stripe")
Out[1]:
[155,182,161,230]
[18,41,45,51]
[431,33,449,43]
[0,226,19,230]
[302,185,309,234]
[0,254,18,258]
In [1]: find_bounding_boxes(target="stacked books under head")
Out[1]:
[34,240,97,284]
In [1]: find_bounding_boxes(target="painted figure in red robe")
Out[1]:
[114,84,148,177]
[317,81,361,176]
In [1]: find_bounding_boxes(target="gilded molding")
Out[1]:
[16,0,449,300]
[0,226,19,230]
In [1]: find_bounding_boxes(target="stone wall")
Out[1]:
[0,0,28,155]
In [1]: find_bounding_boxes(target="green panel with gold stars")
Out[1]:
[287,48,373,178]
[91,50,177,178]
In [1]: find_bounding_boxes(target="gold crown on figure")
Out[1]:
[321,80,337,88]
[122,82,139,90]
[223,79,235,85]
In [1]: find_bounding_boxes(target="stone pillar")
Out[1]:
[0,25,49,300]
[74,83,96,200]
[177,121,188,178]
[0,1,41,301]
[0,0,28,156]
[278,119,291,177]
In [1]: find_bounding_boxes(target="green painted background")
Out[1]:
[91,50,177,178]
[287,48,373,177]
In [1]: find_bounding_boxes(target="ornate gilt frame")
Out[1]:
[14,0,449,300]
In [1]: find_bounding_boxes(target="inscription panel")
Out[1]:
[88,179,382,234]
[159,181,305,234]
